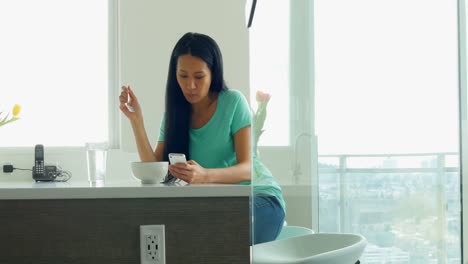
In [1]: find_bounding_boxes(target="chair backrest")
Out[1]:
[276,225,315,240]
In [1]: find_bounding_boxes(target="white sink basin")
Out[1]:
[252,233,367,264]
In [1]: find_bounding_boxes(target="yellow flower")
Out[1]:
[12,104,21,117]
[0,103,21,127]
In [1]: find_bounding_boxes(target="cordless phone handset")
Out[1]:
[33,144,45,178]
[32,144,58,182]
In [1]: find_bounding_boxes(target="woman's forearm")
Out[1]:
[130,121,158,162]
[206,162,251,184]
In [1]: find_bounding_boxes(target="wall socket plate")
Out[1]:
[140,225,165,264]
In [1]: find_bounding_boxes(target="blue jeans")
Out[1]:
[252,195,285,245]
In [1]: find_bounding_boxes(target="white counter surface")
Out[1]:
[0,181,251,200]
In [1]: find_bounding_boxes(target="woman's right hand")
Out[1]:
[119,85,143,124]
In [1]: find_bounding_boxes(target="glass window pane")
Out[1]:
[315,0,458,155]
[0,0,108,147]
[315,0,461,263]
[249,0,290,146]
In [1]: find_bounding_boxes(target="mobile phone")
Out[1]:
[168,153,187,165]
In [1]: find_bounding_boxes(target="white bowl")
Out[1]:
[131,161,169,184]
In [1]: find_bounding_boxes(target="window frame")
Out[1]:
[459,0,468,261]
[108,0,120,149]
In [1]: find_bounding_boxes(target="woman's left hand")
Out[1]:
[168,160,209,184]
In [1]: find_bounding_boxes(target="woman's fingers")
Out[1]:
[170,163,188,172]
[120,85,139,113]
[119,101,129,113]
[119,94,127,104]
[119,86,129,103]
[127,86,138,102]
[121,85,129,93]
[119,86,136,117]
[169,164,190,177]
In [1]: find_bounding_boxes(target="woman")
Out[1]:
[119,32,285,244]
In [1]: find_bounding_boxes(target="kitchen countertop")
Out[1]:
[0,181,251,200]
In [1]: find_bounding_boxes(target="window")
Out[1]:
[315,0,458,155]
[0,0,110,147]
[249,0,290,146]
[315,0,461,262]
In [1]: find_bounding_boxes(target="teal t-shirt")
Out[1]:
[158,89,285,212]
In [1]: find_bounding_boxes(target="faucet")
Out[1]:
[292,132,313,184]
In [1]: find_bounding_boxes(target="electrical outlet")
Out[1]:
[140,225,165,264]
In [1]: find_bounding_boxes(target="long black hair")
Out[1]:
[162,32,228,162]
